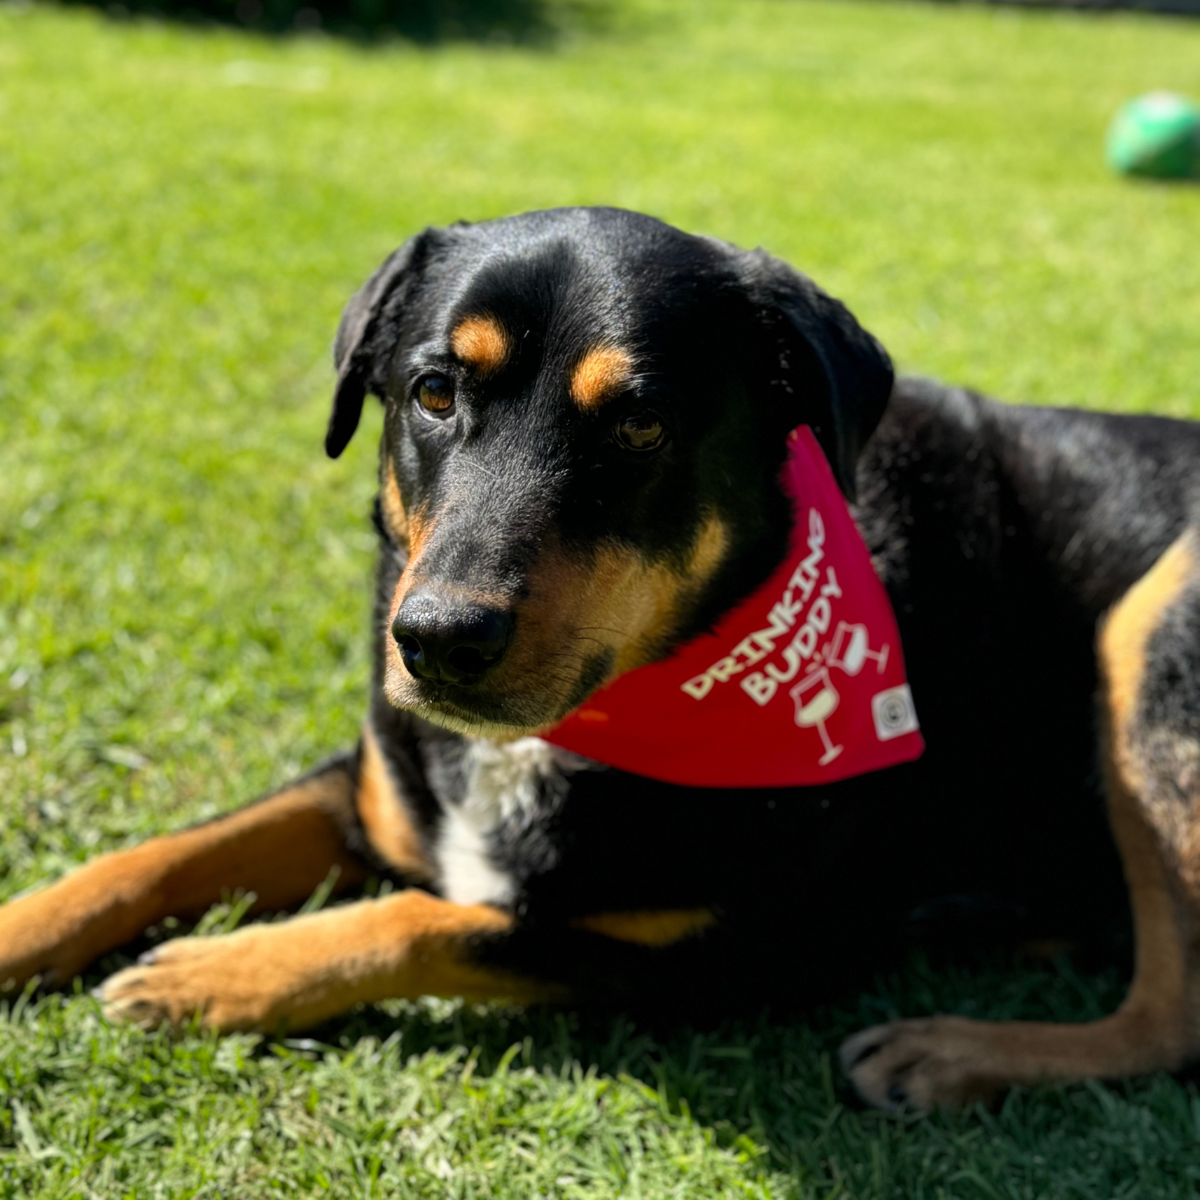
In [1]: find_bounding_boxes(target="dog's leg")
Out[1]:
[843,529,1200,1110]
[95,888,554,1032]
[0,754,373,990]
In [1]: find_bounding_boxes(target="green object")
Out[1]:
[1107,91,1200,179]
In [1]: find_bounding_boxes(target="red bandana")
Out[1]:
[543,427,924,788]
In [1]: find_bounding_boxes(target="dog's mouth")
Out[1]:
[406,685,558,736]
[384,644,617,738]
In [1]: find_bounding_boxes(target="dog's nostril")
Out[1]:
[392,628,426,678]
[446,644,490,677]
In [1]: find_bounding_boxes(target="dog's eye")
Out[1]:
[615,412,667,452]
[416,375,455,417]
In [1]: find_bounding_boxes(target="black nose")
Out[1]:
[391,592,515,685]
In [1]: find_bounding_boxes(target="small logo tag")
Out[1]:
[872,685,919,741]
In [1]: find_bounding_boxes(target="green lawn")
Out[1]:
[3,0,1200,1194]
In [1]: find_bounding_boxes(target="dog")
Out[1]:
[2,207,1198,1113]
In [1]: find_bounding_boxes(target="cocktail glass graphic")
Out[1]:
[826,621,889,676]
[790,668,843,766]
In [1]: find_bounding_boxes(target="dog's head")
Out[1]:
[328,208,892,737]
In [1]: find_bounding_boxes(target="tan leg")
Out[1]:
[843,530,1200,1110]
[0,758,368,990]
[96,888,555,1032]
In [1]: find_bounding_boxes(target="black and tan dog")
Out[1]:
[2,207,1199,1111]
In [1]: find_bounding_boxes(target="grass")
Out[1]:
[2,0,1200,1194]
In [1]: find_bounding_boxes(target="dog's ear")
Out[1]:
[326,229,437,459]
[734,248,893,502]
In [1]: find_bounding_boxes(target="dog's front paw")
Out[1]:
[95,904,388,1034]
[96,929,293,1033]
[839,1017,1005,1112]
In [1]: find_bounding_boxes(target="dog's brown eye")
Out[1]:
[417,375,455,416]
[615,412,666,452]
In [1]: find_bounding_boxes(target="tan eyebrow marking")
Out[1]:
[450,315,510,377]
[570,346,634,411]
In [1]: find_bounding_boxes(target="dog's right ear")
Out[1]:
[326,230,436,459]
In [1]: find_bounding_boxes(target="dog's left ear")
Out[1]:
[733,248,894,502]
[326,229,439,459]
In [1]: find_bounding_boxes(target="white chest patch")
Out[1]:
[437,737,581,907]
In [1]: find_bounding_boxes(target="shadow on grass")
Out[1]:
[320,952,1137,1182]
[3,936,1181,1198]
[70,928,1186,1191]
[76,888,1135,1148]
[65,876,1160,1190]
[75,0,606,43]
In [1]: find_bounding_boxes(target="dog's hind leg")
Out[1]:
[843,528,1200,1110]
[0,751,377,991]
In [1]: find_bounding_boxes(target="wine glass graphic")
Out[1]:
[790,668,843,766]
[826,621,889,676]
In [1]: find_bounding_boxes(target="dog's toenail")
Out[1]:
[887,1083,909,1106]
[138,949,158,965]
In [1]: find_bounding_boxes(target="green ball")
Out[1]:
[1107,92,1200,179]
